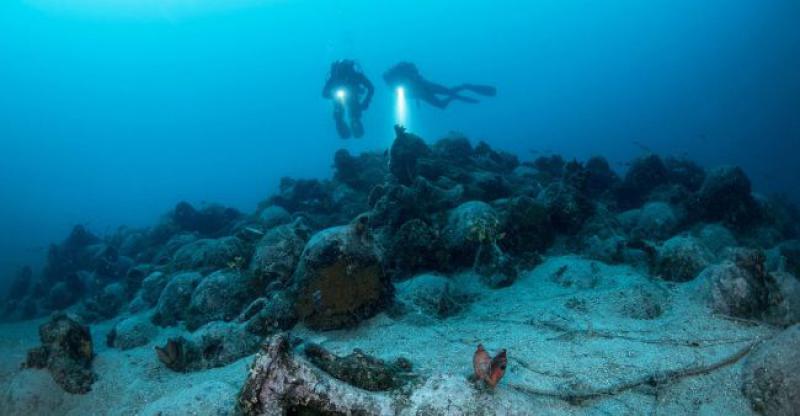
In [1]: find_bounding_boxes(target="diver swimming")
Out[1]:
[383,62,496,109]
[322,59,374,139]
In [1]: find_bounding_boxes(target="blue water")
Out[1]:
[1,0,799,281]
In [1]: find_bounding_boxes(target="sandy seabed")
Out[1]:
[0,255,775,416]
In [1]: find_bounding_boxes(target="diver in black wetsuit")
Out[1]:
[322,60,374,139]
[383,62,496,109]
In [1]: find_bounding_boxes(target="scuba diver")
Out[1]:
[322,59,374,139]
[383,62,496,109]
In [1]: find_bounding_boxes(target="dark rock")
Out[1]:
[41,225,100,287]
[370,177,463,231]
[775,240,800,280]
[742,324,800,415]
[291,222,392,330]
[122,264,151,296]
[6,266,32,302]
[333,149,388,192]
[45,279,83,310]
[472,141,519,174]
[530,154,565,181]
[693,166,761,229]
[173,201,242,236]
[432,134,473,163]
[584,156,619,197]
[538,182,594,234]
[269,177,332,214]
[500,196,553,255]
[615,154,669,210]
[664,156,706,192]
[186,270,255,331]
[389,125,432,185]
[386,219,445,279]
[303,343,413,391]
[23,313,96,394]
[465,171,514,201]
[152,272,202,327]
[759,194,800,240]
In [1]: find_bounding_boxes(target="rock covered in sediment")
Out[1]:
[241,292,298,337]
[140,271,169,306]
[152,272,202,327]
[291,221,391,330]
[443,201,500,259]
[765,271,800,327]
[619,202,681,241]
[156,321,260,372]
[171,236,247,272]
[248,219,310,287]
[23,313,96,394]
[303,343,413,392]
[185,269,255,331]
[695,249,781,319]
[655,235,713,282]
[741,324,800,416]
[537,182,594,233]
[78,282,127,322]
[238,334,396,416]
[395,274,470,320]
[256,205,291,229]
[693,223,738,254]
[107,314,158,350]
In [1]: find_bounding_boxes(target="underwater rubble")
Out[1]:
[2,126,800,415]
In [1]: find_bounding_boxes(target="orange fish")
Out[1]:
[473,344,491,381]
[486,349,507,388]
[473,344,507,388]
